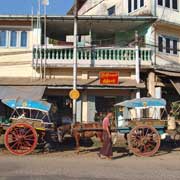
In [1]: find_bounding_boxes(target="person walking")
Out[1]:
[98,111,113,159]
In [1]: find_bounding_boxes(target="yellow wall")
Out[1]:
[0,28,42,78]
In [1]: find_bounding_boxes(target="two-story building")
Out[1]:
[0,14,156,123]
[0,0,179,124]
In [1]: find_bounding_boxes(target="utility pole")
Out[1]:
[43,0,48,80]
[135,31,140,98]
[72,0,78,123]
[135,31,141,118]
[37,0,42,79]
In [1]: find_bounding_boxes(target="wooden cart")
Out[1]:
[114,98,167,157]
[0,99,54,155]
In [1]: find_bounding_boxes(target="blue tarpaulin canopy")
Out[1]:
[2,98,51,112]
[115,98,166,109]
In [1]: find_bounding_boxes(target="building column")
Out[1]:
[82,91,88,122]
[147,71,156,97]
[76,98,82,123]
[155,87,162,119]
[155,87,162,98]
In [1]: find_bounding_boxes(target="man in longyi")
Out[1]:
[98,111,113,159]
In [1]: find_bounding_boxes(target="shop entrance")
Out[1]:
[47,96,73,126]
[94,96,116,122]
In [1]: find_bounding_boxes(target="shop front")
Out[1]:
[43,75,144,124]
[0,76,144,125]
[82,89,135,124]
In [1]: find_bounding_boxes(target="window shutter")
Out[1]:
[158,36,163,52]
[173,40,178,55]
[166,38,170,53]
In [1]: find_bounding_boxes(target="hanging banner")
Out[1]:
[99,72,119,85]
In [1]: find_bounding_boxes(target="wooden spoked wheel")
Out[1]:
[128,125,161,157]
[4,123,38,155]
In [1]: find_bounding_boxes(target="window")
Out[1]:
[140,0,144,6]
[166,38,170,53]
[165,0,170,8]
[172,0,178,9]
[158,36,163,52]
[158,35,178,55]
[173,40,178,54]
[134,0,138,10]
[10,31,17,47]
[158,0,163,5]
[108,6,115,16]
[128,0,132,13]
[128,0,144,13]
[158,0,178,10]
[21,31,27,47]
[0,31,6,47]
[0,30,28,48]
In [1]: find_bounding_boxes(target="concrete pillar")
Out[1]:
[76,98,82,122]
[147,72,156,97]
[154,87,162,119]
[82,91,88,122]
[147,72,156,118]
[155,87,162,98]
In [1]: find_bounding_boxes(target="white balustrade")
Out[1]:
[33,46,152,67]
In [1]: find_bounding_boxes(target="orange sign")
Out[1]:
[99,72,119,85]
[69,89,80,100]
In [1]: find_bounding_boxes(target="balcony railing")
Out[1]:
[33,46,152,67]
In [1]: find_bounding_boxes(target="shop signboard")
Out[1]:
[99,71,119,85]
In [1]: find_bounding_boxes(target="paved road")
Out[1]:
[0,148,180,180]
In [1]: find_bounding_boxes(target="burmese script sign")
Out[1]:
[99,72,119,85]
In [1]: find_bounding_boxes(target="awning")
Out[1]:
[155,70,180,77]
[115,97,166,108]
[45,15,157,38]
[2,99,51,112]
[0,86,46,100]
[0,78,145,89]
[155,69,180,95]
[170,79,180,95]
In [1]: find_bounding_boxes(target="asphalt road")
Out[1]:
[0,148,180,180]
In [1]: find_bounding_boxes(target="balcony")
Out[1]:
[32,46,153,68]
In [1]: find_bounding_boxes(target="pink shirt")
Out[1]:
[103,117,110,130]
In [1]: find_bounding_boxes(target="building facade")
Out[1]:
[0,0,179,124]
[75,0,180,112]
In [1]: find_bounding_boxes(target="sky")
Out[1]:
[0,0,74,15]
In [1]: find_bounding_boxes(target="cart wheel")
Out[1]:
[4,123,38,155]
[128,125,161,157]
